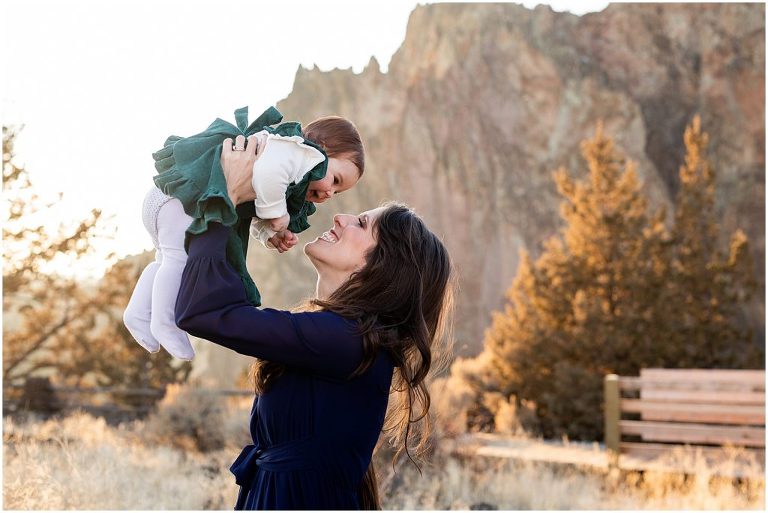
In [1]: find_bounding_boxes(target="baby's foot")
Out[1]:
[150,321,195,360]
[123,313,161,353]
[158,337,195,361]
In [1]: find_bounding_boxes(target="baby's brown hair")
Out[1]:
[303,117,365,176]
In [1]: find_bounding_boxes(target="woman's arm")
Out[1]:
[175,222,363,378]
[175,138,362,378]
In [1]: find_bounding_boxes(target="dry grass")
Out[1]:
[377,448,765,510]
[3,410,241,509]
[4,408,764,510]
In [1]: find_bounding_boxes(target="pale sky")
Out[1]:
[3,0,610,278]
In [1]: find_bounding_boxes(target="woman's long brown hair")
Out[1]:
[249,203,455,509]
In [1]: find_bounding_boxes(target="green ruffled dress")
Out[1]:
[152,106,327,307]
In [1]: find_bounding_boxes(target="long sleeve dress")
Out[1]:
[175,222,395,510]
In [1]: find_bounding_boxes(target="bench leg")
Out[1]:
[604,374,620,468]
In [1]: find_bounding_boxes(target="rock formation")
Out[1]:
[188,3,764,384]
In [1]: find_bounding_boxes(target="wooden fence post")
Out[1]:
[604,373,620,467]
[21,377,61,414]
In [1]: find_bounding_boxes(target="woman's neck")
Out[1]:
[315,272,346,300]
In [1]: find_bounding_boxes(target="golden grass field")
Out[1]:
[3,390,764,510]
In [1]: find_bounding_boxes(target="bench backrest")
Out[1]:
[604,368,765,461]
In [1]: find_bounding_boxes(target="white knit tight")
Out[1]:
[123,197,195,360]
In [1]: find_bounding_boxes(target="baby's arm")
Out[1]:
[251,137,306,226]
[250,135,324,249]
[249,218,299,253]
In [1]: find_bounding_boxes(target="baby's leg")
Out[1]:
[123,252,162,353]
[150,198,195,360]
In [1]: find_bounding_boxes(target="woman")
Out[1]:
[175,134,454,509]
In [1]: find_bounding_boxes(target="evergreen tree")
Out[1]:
[476,118,758,440]
[663,115,759,367]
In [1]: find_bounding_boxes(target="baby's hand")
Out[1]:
[268,214,290,233]
[269,230,298,253]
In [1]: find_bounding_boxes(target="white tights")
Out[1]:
[123,196,195,360]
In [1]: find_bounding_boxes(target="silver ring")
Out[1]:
[232,145,245,151]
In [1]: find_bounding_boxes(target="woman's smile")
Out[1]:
[304,209,382,286]
[319,229,339,243]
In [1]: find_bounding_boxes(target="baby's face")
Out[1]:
[306,157,360,203]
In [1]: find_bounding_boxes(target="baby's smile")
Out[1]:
[307,189,330,203]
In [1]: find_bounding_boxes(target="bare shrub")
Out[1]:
[482,392,526,436]
[431,353,506,439]
[429,373,474,439]
[142,384,231,452]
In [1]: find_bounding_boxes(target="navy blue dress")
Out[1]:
[175,222,394,510]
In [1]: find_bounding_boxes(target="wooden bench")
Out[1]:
[604,369,765,475]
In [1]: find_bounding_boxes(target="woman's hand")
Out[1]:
[221,134,260,205]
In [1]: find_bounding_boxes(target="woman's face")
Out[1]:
[305,157,360,203]
[305,207,384,278]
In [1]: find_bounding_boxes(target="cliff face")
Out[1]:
[245,2,764,358]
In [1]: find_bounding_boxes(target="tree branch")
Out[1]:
[4,305,72,378]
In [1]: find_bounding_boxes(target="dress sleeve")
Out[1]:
[249,218,278,250]
[175,222,364,379]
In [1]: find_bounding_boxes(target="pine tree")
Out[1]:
[478,122,668,438]
[475,118,758,440]
[664,115,759,367]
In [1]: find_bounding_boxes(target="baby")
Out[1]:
[123,106,364,360]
